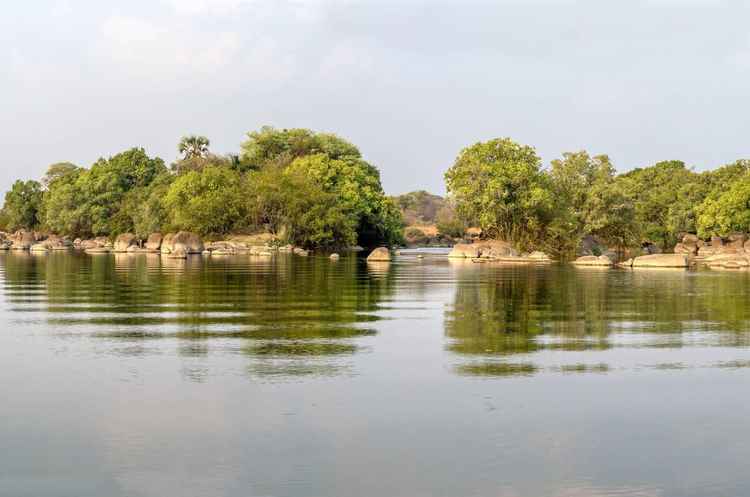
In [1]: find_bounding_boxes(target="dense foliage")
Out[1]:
[0,128,403,249]
[445,137,750,257]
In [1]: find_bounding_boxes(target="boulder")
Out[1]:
[80,237,109,250]
[704,253,750,268]
[166,243,188,259]
[448,243,481,258]
[697,246,717,258]
[674,243,698,255]
[367,247,391,262]
[478,240,518,259]
[145,233,163,252]
[727,232,747,249]
[330,253,340,260]
[572,255,614,266]
[682,233,701,245]
[10,230,36,250]
[293,247,309,257]
[113,233,138,253]
[161,232,203,254]
[711,235,724,247]
[632,254,689,268]
[526,251,552,261]
[85,247,110,254]
[618,258,634,268]
[30,243,48,253]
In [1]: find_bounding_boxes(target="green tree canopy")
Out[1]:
[696,172,750,237]
[618,160,702,249]
[444,137,552,249]
[178,135,210,160]
[239,126,361,171]
[42,148,166,237]
[1,180,43,231]
[164,165,245,236]
[544,151,615,258]
[245,167,357,248]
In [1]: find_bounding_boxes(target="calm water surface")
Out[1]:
[2,250,750,497]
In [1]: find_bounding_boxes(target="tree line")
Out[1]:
[4,132,748,254]
[0,127,404,249]
[445,137,750,258]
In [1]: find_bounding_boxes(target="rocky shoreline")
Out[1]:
[5,229,750,271]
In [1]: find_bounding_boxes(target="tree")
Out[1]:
[696,173,750,237]
[285,154,403,246]
[618,160,702,249]
[583,179,638,257]
[239,126,360,171]
[544,152,615,258]
[41,148,166,237]
[245,167,357,248]
[444,138,552,249]
[42,162,79,189]
[1,180,43,231]
[164,166,245,236]
[178,135,210,160]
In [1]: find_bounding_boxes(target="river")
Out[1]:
[1,250,749,497]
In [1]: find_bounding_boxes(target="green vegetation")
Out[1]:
[445,137,750,257]
[1,127,403,248]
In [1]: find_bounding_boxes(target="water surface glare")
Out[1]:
[2,251,750,497]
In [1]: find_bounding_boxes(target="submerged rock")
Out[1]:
[367,247,391,262]
[572,255,614,266]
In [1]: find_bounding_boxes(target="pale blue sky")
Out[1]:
[2,0,750,195]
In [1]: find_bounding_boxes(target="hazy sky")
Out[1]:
[3,0,750,195]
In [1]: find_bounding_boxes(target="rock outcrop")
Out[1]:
[166,243,188,259]
[367,247,391,262]
[145,233,163,252]
[674,233,750,268]
[113,233,138,253]
[448,240,550,263]
[632,254,689,268]
[448,243,480,258]
[161,232,203,255]
[10,230,36,250]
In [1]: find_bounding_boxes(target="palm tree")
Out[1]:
[178,135,210,160]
